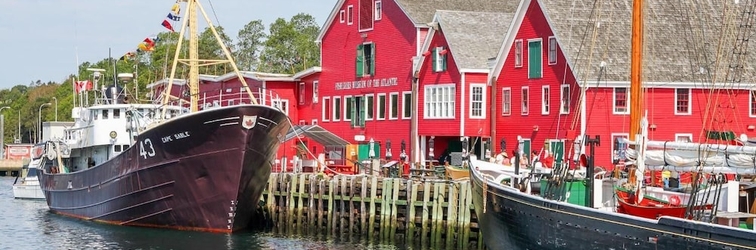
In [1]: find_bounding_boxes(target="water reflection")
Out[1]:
[0,178,404,250]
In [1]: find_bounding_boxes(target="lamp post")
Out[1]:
[15,110,20,143]
[0,106,10,159]
[52,97,58,121]
[38,103,51,143]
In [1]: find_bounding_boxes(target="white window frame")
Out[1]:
[332,96,341,121]
[365,94,375,121]
[339,10,345,23]
[273,99,289,116]
[514,39,523,68]
[343,95,353,122]
[227,100,235,106]
[322,96,330,122]
[375,0,382,20]
[298,82,306,105]
[311,119,318,125]
[560,84,570,114]
[502,87,511,116]
[674,88,692,115]
[347,5,354,25]
[469,84,486,119]
[377,93,387,120]
[541,85,550,115]
[389,92,399,120]
[675,133,693,143]
[613,87,630,115]
[402,91,413,119]
[433,46,445,72]
[312,81,319,104]
[548,36,557,65]
[521,86,529,115]
[423,84,455,119]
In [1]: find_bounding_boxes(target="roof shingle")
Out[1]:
[435,11,514,70]
[540,0,754,83]
[395,0,521,25]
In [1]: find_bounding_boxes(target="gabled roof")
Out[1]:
[395,0,521,25]
[434,11,514,70]
[537,0,755,83]
[283,125,350,147]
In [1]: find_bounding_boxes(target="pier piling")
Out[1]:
[260,173,483,249]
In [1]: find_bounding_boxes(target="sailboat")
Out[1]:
[35,0,290,233]
[469,0,756,249]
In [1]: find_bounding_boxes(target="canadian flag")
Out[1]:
[74,80,93,94]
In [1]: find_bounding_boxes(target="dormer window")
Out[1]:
[433,46,447,72]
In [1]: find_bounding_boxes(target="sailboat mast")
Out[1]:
[188,0,200,112]
[629,0,644,141]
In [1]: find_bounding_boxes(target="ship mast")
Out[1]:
[161,0,259,117]
[629,0,643,142]
[626,0,644,187]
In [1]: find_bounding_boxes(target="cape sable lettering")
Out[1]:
[334,77,399,90]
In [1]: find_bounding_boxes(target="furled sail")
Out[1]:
[624,140,756,174]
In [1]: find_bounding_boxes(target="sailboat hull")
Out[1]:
[469,167,756,250]
[37,105,290,233]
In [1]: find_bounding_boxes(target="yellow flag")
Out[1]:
[171,3,181,15]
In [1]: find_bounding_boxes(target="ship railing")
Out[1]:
[160,88,289,114]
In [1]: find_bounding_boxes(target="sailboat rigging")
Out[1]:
[470,0,756,249]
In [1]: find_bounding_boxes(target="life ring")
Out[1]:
[669,195,681,206]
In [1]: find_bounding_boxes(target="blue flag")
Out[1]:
[167,13,181,21]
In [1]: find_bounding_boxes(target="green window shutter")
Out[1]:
[528,41,542,78]
[370,43,376,76]
[356,44,364,77]
[432,47,438,72]
[350,99,357,127]
[523,140,531,162]
[359,98,366,127]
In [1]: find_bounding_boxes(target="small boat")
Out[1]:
[12,156,44,200]
[445,165,470,180]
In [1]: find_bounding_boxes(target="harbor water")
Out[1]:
[0,177,406,250]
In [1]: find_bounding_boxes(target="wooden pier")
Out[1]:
[260,173,483,249]
[0,159,24,176]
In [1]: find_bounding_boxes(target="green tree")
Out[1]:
[235,20,266,71]
[259,13,320,73]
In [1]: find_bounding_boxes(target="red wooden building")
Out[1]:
[148,0,756,171]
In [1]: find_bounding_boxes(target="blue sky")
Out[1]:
[0,0,334,89]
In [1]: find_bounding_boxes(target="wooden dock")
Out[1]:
[260,173,483,249]
[0,159,24,176]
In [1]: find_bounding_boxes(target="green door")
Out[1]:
[522,139,531,162]
[357,142,381,161]
[549,140,564,168]
[528,41,542,78]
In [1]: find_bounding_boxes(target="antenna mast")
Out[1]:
[162,0,258,117]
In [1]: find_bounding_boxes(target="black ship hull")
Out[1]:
[469,166,756,250]
[37,105,290,233]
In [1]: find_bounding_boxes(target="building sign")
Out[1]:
[5,144,32,160]
[334,77,399,90]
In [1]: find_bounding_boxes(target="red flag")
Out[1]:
[75,80,93,94]
[161,20,174,32]
[143,37,155,47]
